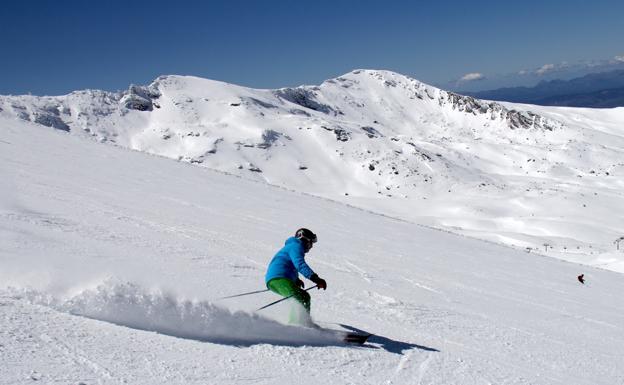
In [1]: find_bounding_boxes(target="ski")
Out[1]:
[313,326,372,345]
[342,332,372,345]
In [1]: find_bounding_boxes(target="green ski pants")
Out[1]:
[266,278,311,312]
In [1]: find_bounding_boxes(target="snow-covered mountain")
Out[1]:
[2,69,623,272]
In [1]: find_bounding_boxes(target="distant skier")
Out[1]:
[265,228,327,326]
[577,274,585,284]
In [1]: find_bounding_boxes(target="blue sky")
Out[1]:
[2,0,623,95]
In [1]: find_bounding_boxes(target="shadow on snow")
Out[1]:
[339,324,439,355]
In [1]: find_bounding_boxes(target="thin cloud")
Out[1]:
[536,64,556,75]
[460,72,485,82]
[450,54,624,91]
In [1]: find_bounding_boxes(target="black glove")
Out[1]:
[310,274,327,290]
[296,278,304,288]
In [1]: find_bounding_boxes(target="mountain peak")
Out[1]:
[328,69,427,89]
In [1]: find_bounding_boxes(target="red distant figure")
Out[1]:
[577,274,585,284]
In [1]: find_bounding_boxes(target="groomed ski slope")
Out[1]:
[1,119,624,384]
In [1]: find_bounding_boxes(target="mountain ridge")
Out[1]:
[1,69,623,272]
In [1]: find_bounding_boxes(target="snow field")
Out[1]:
[1,119,624,384]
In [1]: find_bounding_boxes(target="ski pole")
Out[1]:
[217,288,269,300]
[256,285,318,311]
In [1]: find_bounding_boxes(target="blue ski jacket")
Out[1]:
[265,237,315,285]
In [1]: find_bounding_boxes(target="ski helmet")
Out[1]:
[295,228,317,244]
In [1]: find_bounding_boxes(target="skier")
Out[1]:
[265,228,327,326]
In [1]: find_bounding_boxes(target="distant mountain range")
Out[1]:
[465,70,624,107]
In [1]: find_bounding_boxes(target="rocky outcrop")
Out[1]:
[274,87,341,115]
[120,84,161,111]
[443,92,562,131]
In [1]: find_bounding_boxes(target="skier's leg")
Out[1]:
[267,278,311,312]
[267,278,313,325]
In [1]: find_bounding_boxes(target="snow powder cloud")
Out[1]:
[25,281,345,347]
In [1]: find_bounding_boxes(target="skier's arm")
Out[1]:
[288,244,315,279]
[289,245,326,290]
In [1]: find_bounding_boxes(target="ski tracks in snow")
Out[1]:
[344,260,374,283]
[399,276,445,296]
[38,332,122,385]
[319,258,375,283]
[384,349,436,385]
[1,294,128,385]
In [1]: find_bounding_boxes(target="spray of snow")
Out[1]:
[18,281,343,347]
